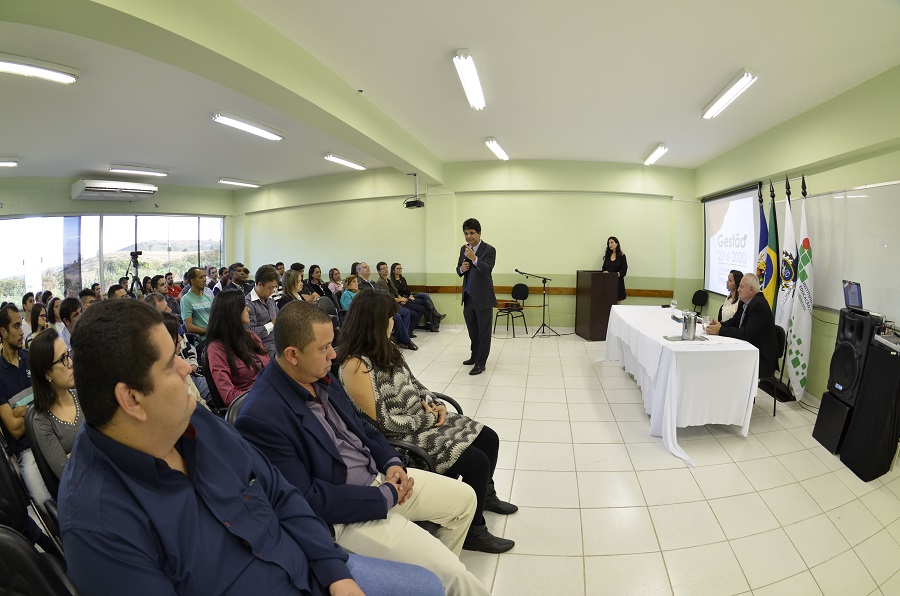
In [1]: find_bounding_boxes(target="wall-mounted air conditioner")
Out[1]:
[71,179,158,201]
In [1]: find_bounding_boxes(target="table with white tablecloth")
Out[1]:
[602,305,760,465]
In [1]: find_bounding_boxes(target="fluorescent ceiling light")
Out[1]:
[324,153,366,171]
[109,165,167,177]
[218,178,260,188]
[0,158,18,168]
[643,143,668,165]
[453,50,485,110]
[485,138,509,161]
[702,68,758,119]
[0,52,79,84]
[212,111,283,141]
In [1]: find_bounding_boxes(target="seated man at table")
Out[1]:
[706,272,778,378]
[59,299,444,596]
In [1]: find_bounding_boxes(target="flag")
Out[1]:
[786,198,813,398]
[774,197,797,332]
[757,201,777,310]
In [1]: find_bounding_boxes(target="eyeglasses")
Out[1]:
[52,352,72,368]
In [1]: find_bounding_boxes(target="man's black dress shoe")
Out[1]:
[462,358,476,365]
[469,364,485,375]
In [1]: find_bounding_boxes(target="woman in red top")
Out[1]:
[205,290,270,405]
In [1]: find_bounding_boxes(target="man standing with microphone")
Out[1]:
[457,218,496,375]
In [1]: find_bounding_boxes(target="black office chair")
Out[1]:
[316,296,340,329]
[691,290,709,314]
[225,391,250,426]
[759,325,790,416]
[333,290,347,321]
[201,350,229,417]
[23,407,60,501]
[0,444,63,558]
[0,526,76,595]
[493,283,529,337]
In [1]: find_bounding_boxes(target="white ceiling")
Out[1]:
[2,1,900,189]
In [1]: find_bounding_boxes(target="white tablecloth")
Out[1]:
[603,305,759,465]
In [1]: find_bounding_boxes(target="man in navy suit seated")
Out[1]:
[707,272,778,379]
[235,300,491,596]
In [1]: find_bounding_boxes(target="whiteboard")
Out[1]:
[775,180,900,319]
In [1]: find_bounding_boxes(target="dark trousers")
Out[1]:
[401,301,427,332]
[393,313,412,344]
[463,296,492,366]
[444,427,499,527]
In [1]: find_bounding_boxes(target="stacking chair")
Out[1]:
[225,391,250,426]
[0,525,75,595]
[200,350,229,417]
[23,407,60,501]
[493,283,529,337]
[691,290,709,314]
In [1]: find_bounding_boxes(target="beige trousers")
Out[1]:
[333,468,490,596]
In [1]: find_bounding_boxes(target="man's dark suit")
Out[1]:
[235,364,402,524]
[457,241,497,367]
[720,292,778,379]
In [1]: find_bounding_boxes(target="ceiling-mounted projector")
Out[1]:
[71,179,158,201]
[403,172,424,209]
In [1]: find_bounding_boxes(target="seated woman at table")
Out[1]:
[29,329,83,480]
[337,289,517,553]
[717,270,744,323]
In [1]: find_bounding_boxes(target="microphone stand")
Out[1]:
[515,269,559,338]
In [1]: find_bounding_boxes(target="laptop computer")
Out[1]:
[842,280,863,310]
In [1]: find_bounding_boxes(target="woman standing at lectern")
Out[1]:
[601,236,628,303]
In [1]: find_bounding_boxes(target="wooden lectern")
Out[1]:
[575,270,619,341]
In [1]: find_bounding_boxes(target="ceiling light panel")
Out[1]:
[0,52,79,84]
[109,165,168,177]
[485,138,509,161]
[702,68,758,119]
[453,50,486,110]
[212,111,283,141]
[324,153,366,171]
[643,143,668,165]
[218,178,260,188]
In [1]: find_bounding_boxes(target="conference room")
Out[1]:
[2,1,900,594]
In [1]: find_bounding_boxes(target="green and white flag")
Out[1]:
[786,198,813,398]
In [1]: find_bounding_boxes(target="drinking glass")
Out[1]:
[670,299,678,310]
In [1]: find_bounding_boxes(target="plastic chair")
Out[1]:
[225,391,250,426]
[23,407,60,500]
[0,525,76,595]
[759,325,789,416]
[493,283,529,337]
[691,290,709,314]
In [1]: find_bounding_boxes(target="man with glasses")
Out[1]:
[0,304,53,512]
[247,265,279,358]
[79,288,97,309]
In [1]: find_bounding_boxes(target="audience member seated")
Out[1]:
[227,262,253,293]
[289,263,318,303]
[376,261,426,335]
[247,265,279,358]
[338,290,516,553]
[107,284,127,299]
[91,283,101,301]
[21,292,35,337]
[205,290,270,405]
[718,269,745,323]
[392,262,446,331]
[205,266,219,291]
[160,312,211,406]
[164,271,181,299]
[328,267,344,294]
[41,290,53,306]
[28,329,82,481]
[278,268,303,310]
[152,274,182,315]
[0,305,53,510]
[47,297,62,333]
[78,288,97,309]
[180,267,213,339]
[212,267,230,296]
[305,265,332,298]
[142,276,153,296]
[355,262,377,291]
[340,275,359,311]
[60,298,443,596]
[235,300,489,596]
[272,262,285,303]
[24,303,50,349]
[178,271,192,300]
[58,297,82,351]
[707,272,778,378]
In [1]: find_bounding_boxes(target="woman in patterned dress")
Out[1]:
[337,290,518,554]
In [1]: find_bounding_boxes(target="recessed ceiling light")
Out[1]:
[643,143,668,165]
[702,68,758,119]
[0,158,19,168]
[485,138,509,161]
[453,50,486,110]
[109,165,168,177]
[0,52,79,84]
[324,153,366,171]
[212,111,283,141]
[218,178,260,188]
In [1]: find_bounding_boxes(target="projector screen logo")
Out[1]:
[717,234,748,248]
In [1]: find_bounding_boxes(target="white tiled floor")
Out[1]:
[403,326,900,595]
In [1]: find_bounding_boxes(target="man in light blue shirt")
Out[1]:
[180,267,213,337]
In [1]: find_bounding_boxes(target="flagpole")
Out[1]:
[777,177,792,389]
